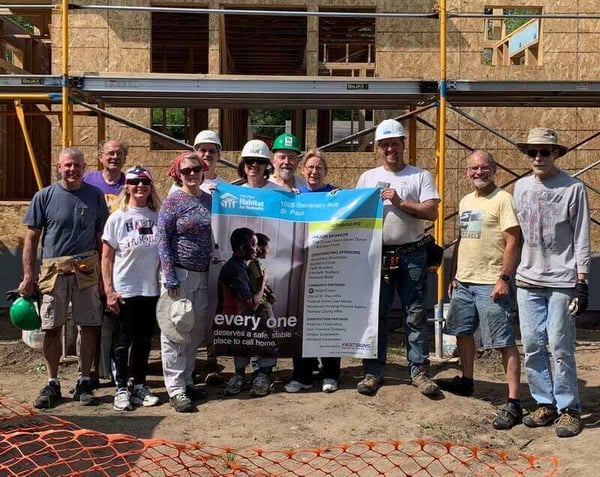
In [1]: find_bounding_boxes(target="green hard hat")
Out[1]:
[9,296,41,331]
[271,133,301,154]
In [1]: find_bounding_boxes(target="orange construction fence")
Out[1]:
[0,393,559,476]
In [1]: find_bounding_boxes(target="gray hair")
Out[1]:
[98,139,129,157]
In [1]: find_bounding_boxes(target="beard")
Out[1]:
[277,168,294,180]
[471,178,492,189]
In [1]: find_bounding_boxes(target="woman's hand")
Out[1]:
[167,287,181,299]
[106,289,124,314]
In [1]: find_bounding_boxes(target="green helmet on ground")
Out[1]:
[271,133,301,154]
[9,296,41,331]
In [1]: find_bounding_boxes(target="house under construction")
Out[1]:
[1,1,599,306]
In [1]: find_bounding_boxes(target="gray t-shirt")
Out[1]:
[514,170,590,287]
[23,182,109,258]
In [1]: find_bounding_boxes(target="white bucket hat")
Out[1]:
[517,127,567,157]
[156,293,194,344]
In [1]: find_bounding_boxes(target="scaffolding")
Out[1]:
[1,2,599,358]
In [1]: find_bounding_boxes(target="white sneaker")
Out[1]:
[322,379,338,393]
[113,388,132,411]
[284,380,312,393]
[131,385,160,407]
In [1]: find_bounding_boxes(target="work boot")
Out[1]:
[522,404,558,428]
[412,370,440,396]
[356,374,383,396]
[555,409,581,438]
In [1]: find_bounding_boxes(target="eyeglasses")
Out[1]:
[196,147,218,155]
[244,159,268,166]
[527,149,552,158]
[126,178,152,186]
[180,165,204,175]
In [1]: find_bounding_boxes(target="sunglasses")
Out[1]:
[527,149,552,158]
[244,159,268,166]
[180,165,204,175]
[126,178,152,186]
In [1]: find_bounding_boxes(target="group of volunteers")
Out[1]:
[17,120,589,438]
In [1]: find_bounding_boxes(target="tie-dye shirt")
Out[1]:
[157,189,212,289]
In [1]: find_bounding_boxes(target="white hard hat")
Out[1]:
[375,119,405,142]
[241,139,271,160]
[193,130,221,149]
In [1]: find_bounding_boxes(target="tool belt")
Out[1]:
[38,251,99,294]
[382,235,443,283]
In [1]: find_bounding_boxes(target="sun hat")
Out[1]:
[156,293,195,344]
[516,127,567,157]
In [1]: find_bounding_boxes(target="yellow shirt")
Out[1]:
[456,188,519,284]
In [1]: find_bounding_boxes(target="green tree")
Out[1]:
[250,110,289,138]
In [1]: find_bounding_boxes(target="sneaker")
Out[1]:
[555,409,582,438]
[169,392,193,413]
[493,402,523,430]
[284,380,313,393]
[322,378,338,393]
[73,379,97,406]
[113,388,132,412]
[186,385,207,401]
[205,372,223,386]
[249,373,271,397]
[522,404,559,428]
[224,374,244,396]
[412,370,440,396]
[436,376,474,397]
[131,385,160,407]
[357,374,383,395]
[33,381,62,409]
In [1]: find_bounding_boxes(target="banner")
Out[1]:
[210,183,383,359]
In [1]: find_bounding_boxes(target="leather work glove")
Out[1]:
[569,281,589,316]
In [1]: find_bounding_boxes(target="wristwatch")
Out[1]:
[499,274,511,283]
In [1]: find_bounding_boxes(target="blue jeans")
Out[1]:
[517,287,580,412]
[363,247,429,378]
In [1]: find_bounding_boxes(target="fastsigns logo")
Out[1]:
[341,342,371,350]
[220,193,238,209]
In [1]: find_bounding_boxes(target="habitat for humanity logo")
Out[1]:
[220,193,238,209]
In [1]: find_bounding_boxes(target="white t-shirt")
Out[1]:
[356,165,439,245]
[102,206,160,298]
[242,181,286,191]
[168,175,228,196]
[268,174,306,191]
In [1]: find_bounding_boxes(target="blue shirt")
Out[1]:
[23,182,108,258]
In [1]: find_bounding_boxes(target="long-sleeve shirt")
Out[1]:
[514,170,590,288]
[157,189,212,289]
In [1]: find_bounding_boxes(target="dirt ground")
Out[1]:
[1,322,599,476]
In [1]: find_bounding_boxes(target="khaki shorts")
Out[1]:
[40,274,103,330]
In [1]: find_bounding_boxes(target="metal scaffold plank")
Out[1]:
[73,75,439,109]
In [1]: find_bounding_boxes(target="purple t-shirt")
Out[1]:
[83,171,125,211]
